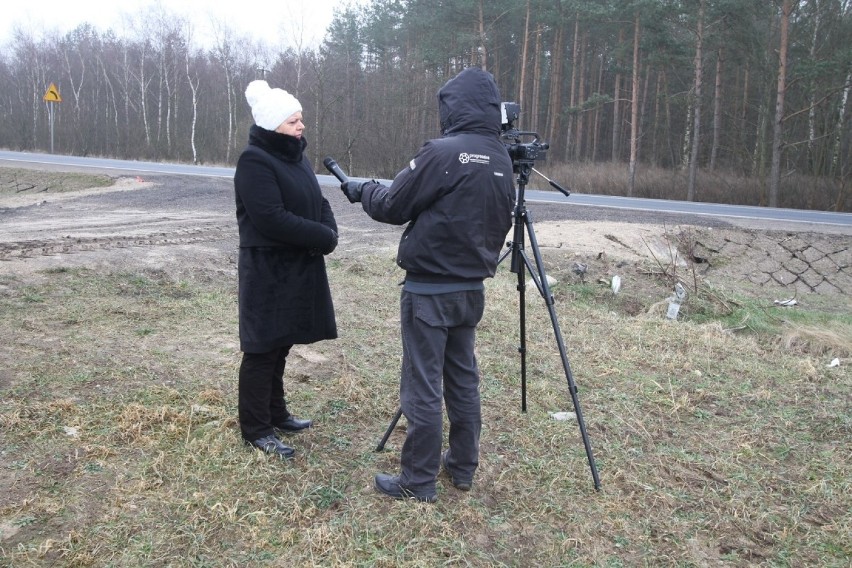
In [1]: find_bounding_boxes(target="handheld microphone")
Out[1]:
[323,157,349,184]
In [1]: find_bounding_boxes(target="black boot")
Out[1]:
[245,435,295,458]
[274,416,313,433]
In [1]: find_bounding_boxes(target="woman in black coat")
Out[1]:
[234,80,338,458]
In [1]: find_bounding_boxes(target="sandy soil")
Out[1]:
[1,172,850,307]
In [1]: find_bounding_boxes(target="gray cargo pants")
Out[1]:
[398,289,485,490]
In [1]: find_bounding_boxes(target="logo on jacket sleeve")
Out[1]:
[459,153,490,165]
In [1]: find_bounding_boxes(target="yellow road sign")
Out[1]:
[43,83,62,102]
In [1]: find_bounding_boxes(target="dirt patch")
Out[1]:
[521,219,851,318]
[0,173,145,207]
[0,168,849,305]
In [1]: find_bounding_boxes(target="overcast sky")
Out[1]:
[1,0,361,49]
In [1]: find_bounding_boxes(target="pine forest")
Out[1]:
[1,0,850,210]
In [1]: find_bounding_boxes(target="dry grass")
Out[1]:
[1,254,850,566]
[540,162,849,211]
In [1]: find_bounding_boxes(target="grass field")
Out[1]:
[1,240,850,566]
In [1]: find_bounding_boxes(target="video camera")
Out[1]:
[500,102,548,170]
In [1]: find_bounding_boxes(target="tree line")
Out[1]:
[1,0,850,210]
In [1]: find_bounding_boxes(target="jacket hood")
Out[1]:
[438,67,502,137]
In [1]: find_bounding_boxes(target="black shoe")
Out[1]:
[441,450,472,491]
[245,435,295,458]
[374,473,437,503]
[273,416,313,433]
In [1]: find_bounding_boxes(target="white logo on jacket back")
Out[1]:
[458,152,490,165]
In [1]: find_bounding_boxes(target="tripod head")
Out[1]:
[499,102,570,198]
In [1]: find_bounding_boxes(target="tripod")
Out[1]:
[375,160,600,491]
[498,161,600,491]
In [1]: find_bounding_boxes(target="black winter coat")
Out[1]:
[359,67,515,284]
[234,126,338,353]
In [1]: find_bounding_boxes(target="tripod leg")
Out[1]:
[520,211,602,491]
[375,407,403,452]
[516,258,528,412]
[499,213,530,414]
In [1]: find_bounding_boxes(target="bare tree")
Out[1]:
[210,21,239,163]
[9,30,52,149]
[832,69,851,178]
[184,24,200,164]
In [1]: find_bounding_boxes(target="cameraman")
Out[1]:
[339,67,515,502]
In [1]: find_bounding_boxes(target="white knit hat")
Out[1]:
[245,80,302,131]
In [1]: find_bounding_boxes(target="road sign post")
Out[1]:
[43,83,62,153]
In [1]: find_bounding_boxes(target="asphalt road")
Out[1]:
[1,150,850,235]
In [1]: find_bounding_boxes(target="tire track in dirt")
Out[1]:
[0,219,234,262]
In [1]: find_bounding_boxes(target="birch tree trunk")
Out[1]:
[833,69,851,210]
[139,44,151,148]
[98,56,120,150]
[831,70,851,178]
[212,27,236,163]
[185,50,199,164]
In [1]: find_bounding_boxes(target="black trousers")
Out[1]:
[398,289,484,490]
[238,345,293,441]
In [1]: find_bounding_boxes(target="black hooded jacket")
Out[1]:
[359,67,515,284]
